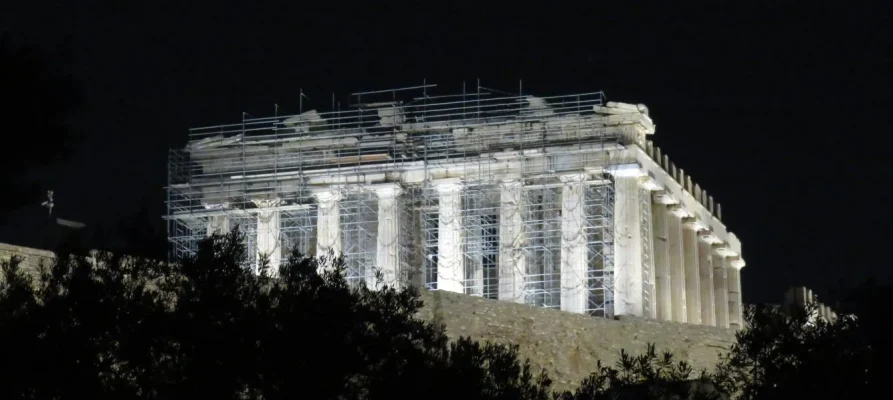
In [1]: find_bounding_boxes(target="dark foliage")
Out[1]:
[0,228,553,400]
[7,225,887,399]
[833,280,893,387]
[557,344,730,400]
[720,303,871,400]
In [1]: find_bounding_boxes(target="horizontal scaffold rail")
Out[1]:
[187,91,606,140]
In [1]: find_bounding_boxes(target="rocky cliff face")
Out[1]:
[416,290,736,392]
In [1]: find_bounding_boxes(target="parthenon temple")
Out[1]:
[166,84,745,328]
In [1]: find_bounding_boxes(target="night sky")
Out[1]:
[2,2,891,303]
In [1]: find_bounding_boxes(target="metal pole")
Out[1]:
[241,112,247,213]
[477,78,481,118]
[462,81,466,119]
[299,88,303,114]
[273,104,279,141]
[519,79,523,113]
[166,159,171,262]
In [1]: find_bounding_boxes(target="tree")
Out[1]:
[832,280,893,385]
[27,224,893,399]
[0,237,172,398]
[0,228,553,400]
[559,284,890,400]
[557,344,732,400]
[720,303,872,400]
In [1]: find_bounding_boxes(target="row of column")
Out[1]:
[203,175,617,313]
[299,176,605,311]
[267,177,579,299]
[206,200,283,273]
[205,184,403,289]
[203,176,742,328]
[649,195,743,328]
[313,184,404,289]
[408,171,660,316]
[435,175,596,314]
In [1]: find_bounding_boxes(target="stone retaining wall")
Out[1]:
[0,243,54,274]
[416,290,736,391]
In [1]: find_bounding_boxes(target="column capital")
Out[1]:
[698,231,724,245]
[368,183,403,198]
[312,188,342,204]
[667,204,691,218]
[653,191,679,205]
[432,178,463,194]
[639,176,662,191]
[728,257,746,270]
[711,243,738,258]
[252,197,282,209]
[682,217,709,232]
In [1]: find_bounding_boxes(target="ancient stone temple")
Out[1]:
[166,84,745,328]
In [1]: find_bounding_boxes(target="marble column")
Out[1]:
[667,207,687,323]
[374,184,403,289]
[498,178,526,303]
[698,238,716,327]
[651,200,672,321]
[640,188,657,320]
[560,173,587,314]
[728,257,745,329]
[314,190,342,260]
[613,174,646,317]
[712,251,729,329]
[435,180,464,293]
[682,219,702,325]
[254,198,282,273]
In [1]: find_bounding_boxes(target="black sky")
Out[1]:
[2,2,891,303]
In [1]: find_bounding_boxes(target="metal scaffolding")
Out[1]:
[167,87,613,215]
[229,214,258,269]
[459,183,500,298]
[280,207,316,259]
[584,183,615,317]
[418,187,440,290]
[167,83,627,316]
[520,184,564,309]
[340,190,378,287]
